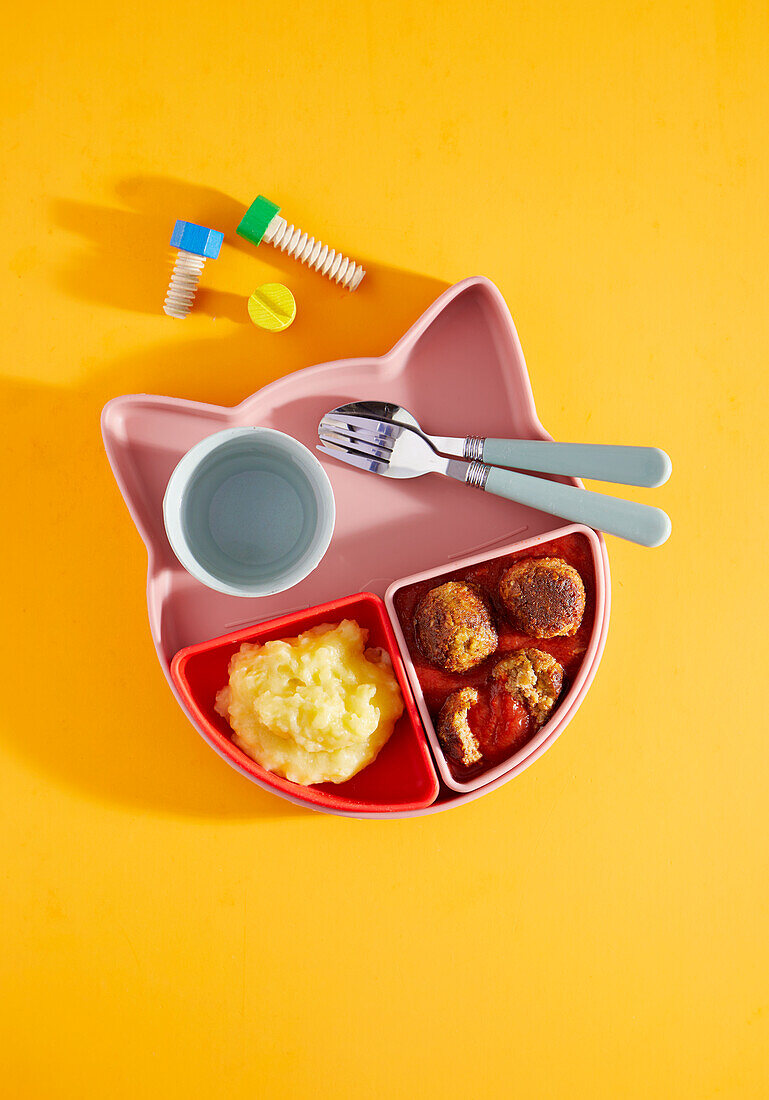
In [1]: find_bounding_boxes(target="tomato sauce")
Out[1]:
[392,533,596,780]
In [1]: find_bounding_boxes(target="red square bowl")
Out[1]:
[170,592,439,813]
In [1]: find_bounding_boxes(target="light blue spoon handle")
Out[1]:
[482,439,671,488]
[480,466,671,546]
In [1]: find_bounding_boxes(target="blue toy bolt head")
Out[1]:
[170,220,224,259]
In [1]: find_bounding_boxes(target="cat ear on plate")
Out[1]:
[101,393,226,555]
[387,275,544,442]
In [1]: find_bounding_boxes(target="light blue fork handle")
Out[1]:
[481,466,671,547]
[482,439,671,488]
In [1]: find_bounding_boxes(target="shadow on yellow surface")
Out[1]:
[1,201,449,819]
[52,176,254,322]
[52,174,387,325]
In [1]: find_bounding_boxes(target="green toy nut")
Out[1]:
[237,195,281,246]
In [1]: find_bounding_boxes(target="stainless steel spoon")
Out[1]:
[329,400,671,487]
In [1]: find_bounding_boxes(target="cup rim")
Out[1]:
[163,427,336,597]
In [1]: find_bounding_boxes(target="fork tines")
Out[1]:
[315,442,388,474]
[320,412,402,440]
[318,424,394,461]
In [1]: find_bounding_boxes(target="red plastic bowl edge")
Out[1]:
[169,591,440,813]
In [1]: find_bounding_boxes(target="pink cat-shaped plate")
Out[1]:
[102,276,611,817]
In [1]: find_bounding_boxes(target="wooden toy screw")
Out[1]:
[164,221,224,318]
[237,196,365,291]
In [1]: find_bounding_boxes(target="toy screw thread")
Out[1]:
[164,250,207,318]
[263,216,365,291]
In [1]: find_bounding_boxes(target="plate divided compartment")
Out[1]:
[101,277,611,817]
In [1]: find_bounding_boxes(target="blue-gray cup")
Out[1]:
[163,427,335,597]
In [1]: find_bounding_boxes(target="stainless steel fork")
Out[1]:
[318,414,671,547]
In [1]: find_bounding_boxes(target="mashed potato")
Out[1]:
[215,619,404,785]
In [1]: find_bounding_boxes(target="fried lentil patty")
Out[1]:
[413,581,498,672]
[436,687,482,766]
[498,557,585,638]
[491,648,564,726]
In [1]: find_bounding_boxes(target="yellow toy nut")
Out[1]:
[247,283,296,332]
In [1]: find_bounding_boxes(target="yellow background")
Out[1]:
[2,1,768,1096]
